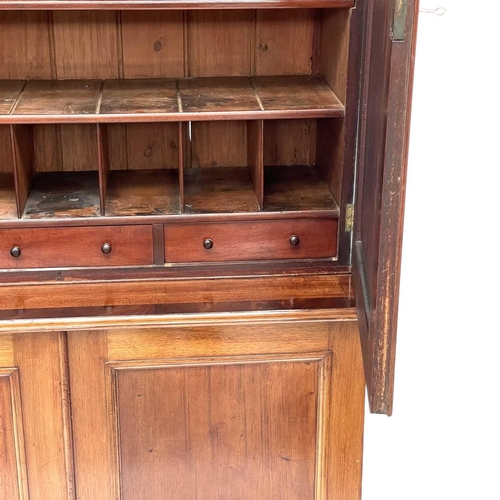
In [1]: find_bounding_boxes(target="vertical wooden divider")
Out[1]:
[178,122,185,213]
[247,119,264,210]
[97,124,109,216]
[10,125,34,219]
[180,122,192,213]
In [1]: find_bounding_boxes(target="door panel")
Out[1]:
[116,358,320,500]
[0,332,74,500]
[353,0,419,415]
[68,322,365,500]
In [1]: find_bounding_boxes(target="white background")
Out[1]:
[362,1,500,498]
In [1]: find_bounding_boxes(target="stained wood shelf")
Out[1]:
[105,170,181,217]
[264,165,338,212]
[0,76,344,124]
[184,167,260,214]
[23,171,101,219]
[0,0,354,10]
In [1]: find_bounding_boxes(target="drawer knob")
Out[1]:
[101,243,112,254]
[10,246,21,258]
[203,238,214,250]
[290,235,300,247]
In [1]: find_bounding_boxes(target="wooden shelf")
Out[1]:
[23,172,100,219]
[105,170,181,217]
[264,165,337,212]
[184,167,260,214]
[0,0,354,11]
[0,174,17,220]
[1,76,344,124]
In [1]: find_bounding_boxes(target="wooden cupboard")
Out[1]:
[0,0,418,496]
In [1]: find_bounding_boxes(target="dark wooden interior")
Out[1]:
[0,10,350,262]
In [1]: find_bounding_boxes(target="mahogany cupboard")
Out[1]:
[0,0,418,498]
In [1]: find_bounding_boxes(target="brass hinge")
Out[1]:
[345,204,354,232]
[391,0,408,42]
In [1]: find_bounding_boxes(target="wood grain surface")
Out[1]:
[164,218,337,262]
[0,225,153,268]
[0,76,344,123]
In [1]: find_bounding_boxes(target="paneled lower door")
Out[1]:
[68,321,364,500]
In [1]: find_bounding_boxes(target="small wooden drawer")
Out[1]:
[165,219,337,263]
[0,226,153,269]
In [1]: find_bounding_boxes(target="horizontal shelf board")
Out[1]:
[264,164,338,212]
[184,167,260,214]
[0,81,25,114]
[0,76,344,124]
[179,77,261,113]
[23,171,101,219]
[14,80,101,115]
[106,169,181,216]
[100,79,179,115]
[254,75,343,110]
[0,174,17,220]
[0,0,354,10]
[0,208,339,228]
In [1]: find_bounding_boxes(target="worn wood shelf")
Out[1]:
[184,167,260,214]
[0,0,354,10]
[23,171,101,219]
[264,165,338,212]
[105,170,181,217]
[0,76,344,124]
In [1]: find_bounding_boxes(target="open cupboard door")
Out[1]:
[353,0,419,415]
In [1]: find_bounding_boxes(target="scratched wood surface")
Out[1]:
[264,165,338,212]
[100,79,179,114]
[0,76,344,121]
[106,170,181,216]
[15,80,101,115]
[0,81,24,115]
[184,167,260,214]
[23,171,101,219]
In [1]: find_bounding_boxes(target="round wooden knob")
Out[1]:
[203,238,213,250]
[289,235,300,247]
[10,246,21,258]
[101,243,112,254]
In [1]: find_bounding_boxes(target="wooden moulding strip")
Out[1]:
[0,308,357,334]
[0,0,355,10]
[0,274,352,310]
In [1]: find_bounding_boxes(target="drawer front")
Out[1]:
[165,219,337,263]
[0,226,153,269]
